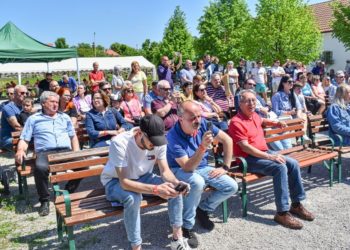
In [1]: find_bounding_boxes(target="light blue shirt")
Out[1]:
[20,112,75,153]
[179,68,196,84]
[327,104,350,146]
[271,91,302,117]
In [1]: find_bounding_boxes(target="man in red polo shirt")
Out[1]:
[89,62,105,92]
[228,89,315,230]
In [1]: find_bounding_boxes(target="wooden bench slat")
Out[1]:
[264,124,304,136]
[265,131,304,143]
[50,157,108,173]
[318,145,350,153]
[48,146,109,163]
[50,167,103,183]
[55,188,105,204]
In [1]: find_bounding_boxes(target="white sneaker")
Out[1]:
[171,237,192,250]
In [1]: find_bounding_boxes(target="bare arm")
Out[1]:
[157,158,179,185]
[155,101,173,118]
[7,116,22,131]
[175,54,183,70]
[143,79,148,95]
[71,134,80,151]
[215,130,233,168]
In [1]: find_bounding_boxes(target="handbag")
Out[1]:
[124,101,141,126]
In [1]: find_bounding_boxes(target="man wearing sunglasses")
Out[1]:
[0,87,15,112]
[101,115,191,250]
[166,101,238,248]
[151,80,179,131]
[0,85,27,151]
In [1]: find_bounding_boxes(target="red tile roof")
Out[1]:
[105,49,119,57]
[310,0,349,33]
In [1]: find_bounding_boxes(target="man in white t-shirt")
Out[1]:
[251,60,268,103]
[101,115,190,250]
[271,59,285,95]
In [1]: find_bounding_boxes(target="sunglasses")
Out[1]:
[198,88,206,92]
[287,80,294,84]
[126,89,134,93]
[102,87,111,91]
[19,92,28,96]
[161,88,171,91]
[247,82,256,86]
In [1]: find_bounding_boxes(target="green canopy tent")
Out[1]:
[0,21,80,83]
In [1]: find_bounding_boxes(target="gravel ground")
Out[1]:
[0,150,350,250]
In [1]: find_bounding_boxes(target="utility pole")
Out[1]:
[93,32,96,57]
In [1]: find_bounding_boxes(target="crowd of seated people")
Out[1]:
[2,56,350,250]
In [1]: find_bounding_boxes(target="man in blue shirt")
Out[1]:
[59,75,77,93]
[0,87,14,112]
[0,85,27,151]
[166,100,238,248]
[179,60,196,85]
[157,56,174,89]
[143,81,159,115]
[15,91,80,216]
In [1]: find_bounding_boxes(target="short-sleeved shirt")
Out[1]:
[0,102,22,140]
[157,64,174,88]
[143,91,157,110]
[251,67,266,84]
[151,97,178,131]
[179,68,196,84]
[129,71,147,93]
[301,83,313,96]
[20,112,75,153]
[58,77,77,93]
[166,119,219,169]
[271,66,285,84]
[228,112,268,158]
[100,128,166,185]
[271,91,302,117]
[89,70,105,92]
[206,84,229,112]
[120,98,143,121]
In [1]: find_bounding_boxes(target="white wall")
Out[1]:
[322,32,350,71]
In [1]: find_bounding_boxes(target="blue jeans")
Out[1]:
[105,173,182,247]
[245,150,306,212]
[169,165,238,229]
[268,139,292,151]
[0,136,13,152]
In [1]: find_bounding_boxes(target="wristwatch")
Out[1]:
[222,164,230,171]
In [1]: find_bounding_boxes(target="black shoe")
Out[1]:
[65,181,79,194]
[182,227,198,248]
[38,201,50,216]
[196,207,215,231]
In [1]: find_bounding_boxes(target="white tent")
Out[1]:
[0,56,156,83]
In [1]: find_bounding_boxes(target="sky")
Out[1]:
[0,0,326,49]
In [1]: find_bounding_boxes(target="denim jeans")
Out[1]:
[0,136,13,152]
[245,150,306,212]
[105,173,182,247]
[268,139,292,151]
[169,165,238,230]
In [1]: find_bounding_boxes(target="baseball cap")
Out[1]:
[140,115,167,146]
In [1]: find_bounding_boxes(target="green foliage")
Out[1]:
[246,0,322,65]
[54,37,69,48]
[76,43,106,57]
[196,0,253,63]
[141,39,161,65]
[110,42,139,56]
[158,6,195,60]
[332,1,350,51]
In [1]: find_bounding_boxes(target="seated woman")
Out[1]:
[310,75,326,114]
[72,84,92,120]
[327,84,350,146]
[120,84,144,126]
[180,82,193,102]
[57,88,78,127]
[322,76,337,103]
[85,90,131,148]
[299,73,325,115]
[271,76,307,150]
[193,83,228,131]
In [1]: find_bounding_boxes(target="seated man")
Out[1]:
[228,89,315,229]
[15,91,80,216]
[101,115,190,250]
[206,73,229,117]
[151,80,179,131]
[58,75,77,94]
[143,80,158,115]
[167,100,238,248]
[0,85,27,151]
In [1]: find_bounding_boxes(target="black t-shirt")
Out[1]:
[38,79,50,91]
[236,66,246,83]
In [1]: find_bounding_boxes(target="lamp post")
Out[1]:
[92,32,96,57]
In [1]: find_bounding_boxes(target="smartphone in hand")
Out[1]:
[175,183,188,192]
[207,121,213,133]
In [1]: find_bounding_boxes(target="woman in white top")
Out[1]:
[127,61,148,104]
[72,84,92,120]
[111,66,124,95]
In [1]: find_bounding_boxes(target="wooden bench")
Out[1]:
[48,146,234,250]
[227,118,338,217]
[308,114,350,183]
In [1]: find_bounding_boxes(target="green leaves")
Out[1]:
[332,1,350,51]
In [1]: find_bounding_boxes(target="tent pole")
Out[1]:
[47,62,50,72]
[152,66,156,81]
[75,57,81,83]
[18,72,22,85]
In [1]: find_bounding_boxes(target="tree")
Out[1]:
[332,1,350,51]
[77,43,106,57]
[158,6,195,61]
[141,39,160,65]
[246,0,322,65]
[110,42,139,56]
[196,0,252,63]
[55,37,69,48]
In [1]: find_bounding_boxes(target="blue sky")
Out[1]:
[0,0,325,49]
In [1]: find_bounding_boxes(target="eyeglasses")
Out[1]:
[161,88,171,91]
[63,94,71,98]
[241,99,256,104]
[126,89,134,93]
[198,88,206,92]
[246,82,256,86]
[102,88,111,91]
[287,80,294,84]
[19,92,28,96]
[93,97,102,100]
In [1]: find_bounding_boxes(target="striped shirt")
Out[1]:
[206,84,229,112]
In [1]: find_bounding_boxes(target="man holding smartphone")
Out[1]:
[101,115,191,250]
[166,101,238,248]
